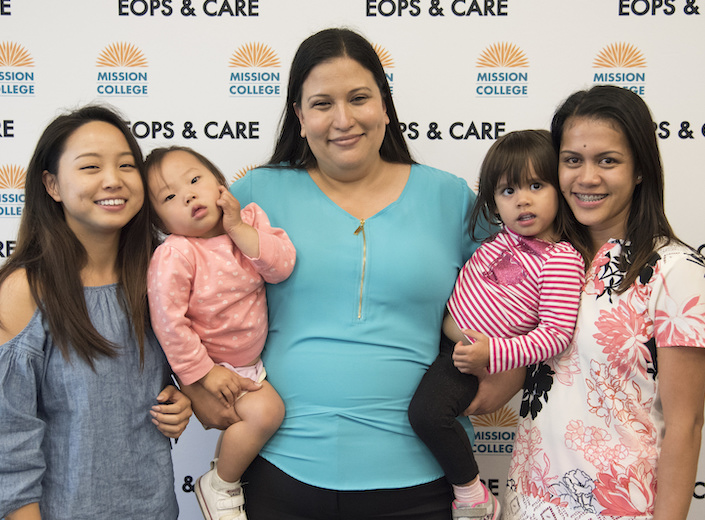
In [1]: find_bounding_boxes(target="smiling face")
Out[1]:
[42,121,144,243]
[148,150,225,238]
[494,165,560,242]
[294,56,390,180]
[558,116,640,249]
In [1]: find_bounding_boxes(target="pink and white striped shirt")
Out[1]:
[447,227,584,374]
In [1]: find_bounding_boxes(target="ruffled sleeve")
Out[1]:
[0,311,48,517]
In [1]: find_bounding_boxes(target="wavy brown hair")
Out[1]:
[0,105,159,366]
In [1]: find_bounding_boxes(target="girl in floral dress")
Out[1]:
[492,85,705,520]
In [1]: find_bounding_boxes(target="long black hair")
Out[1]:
[268,28,414,168]
[552,85,677,290]
[0,105,158,366]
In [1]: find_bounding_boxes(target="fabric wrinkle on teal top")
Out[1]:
[230,164,480,491]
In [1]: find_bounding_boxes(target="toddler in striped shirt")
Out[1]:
[409,130,586,520]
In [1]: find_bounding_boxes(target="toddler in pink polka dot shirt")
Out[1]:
[146,146,295,520]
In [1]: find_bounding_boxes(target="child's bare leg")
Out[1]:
[216,381,285,482]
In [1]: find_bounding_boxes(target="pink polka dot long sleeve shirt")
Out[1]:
[148,202,296,385]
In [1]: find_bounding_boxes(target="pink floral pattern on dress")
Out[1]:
[593,461,656,517]
[548,333,581,386]
[564,420,626,472]
[586,360,630,426]
[510,423,549,492]
[508,241,705,519]
[593,300,651,380]
[655,293,705,346]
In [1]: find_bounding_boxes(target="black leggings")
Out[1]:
[241,456,453,520]
[408,332,480,485]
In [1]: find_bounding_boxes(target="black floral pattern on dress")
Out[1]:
[594,249,626,303]
[645,337,658,380]
[639,253,660,380]
[687,249,705,274]
[520,362,555,419]
[638,252,660,285]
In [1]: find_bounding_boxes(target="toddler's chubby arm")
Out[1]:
[444,314,525,415]
[452,328,490,376]
[220,188,296,283]
[443,313,490,377]
[218,186,261,258]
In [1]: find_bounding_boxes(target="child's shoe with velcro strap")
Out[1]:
[195,459,248,520]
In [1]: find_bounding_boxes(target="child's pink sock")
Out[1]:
[452,478,487,505]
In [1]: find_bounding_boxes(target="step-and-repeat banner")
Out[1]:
[2,1,704,518]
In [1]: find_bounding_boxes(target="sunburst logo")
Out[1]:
[592,42,646,94]
[373,43,395,94]
[0,42,34,67]
[475,42,529,97]
[228,43,282,98]
[96,43,149,97]
[229,165,256,185]
[593,42,646,68]
[96,42,148,68]
[0,165,25,189]
[373,44,394,69]
[0,42,36,95]
[0,164,26,218]
[470,406,519,428]
[477,42,528,68]
[229,43,280,68]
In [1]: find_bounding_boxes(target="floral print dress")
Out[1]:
[504,239,705,520]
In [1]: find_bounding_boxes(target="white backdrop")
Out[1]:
[1,1,704,518]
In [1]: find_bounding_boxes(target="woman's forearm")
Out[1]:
[652,424,701,520]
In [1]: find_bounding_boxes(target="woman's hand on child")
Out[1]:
[150,385,192,438]
[452,329,490,375]
[463,368,526,416]
[178,378,247,430]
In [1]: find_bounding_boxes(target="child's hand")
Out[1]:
[452,328,491,376]
[200,365,245,407]
[216,186,260,257]
[217,186,244,235]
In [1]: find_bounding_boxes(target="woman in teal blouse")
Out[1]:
[187,28,481,520]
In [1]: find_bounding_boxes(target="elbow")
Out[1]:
[664,410,705,447]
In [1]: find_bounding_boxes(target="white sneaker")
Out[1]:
[195,460,248,520]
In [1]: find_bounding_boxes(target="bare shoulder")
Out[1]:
[0,268,38,343]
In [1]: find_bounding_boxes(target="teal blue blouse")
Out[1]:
[230,164,479,490]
